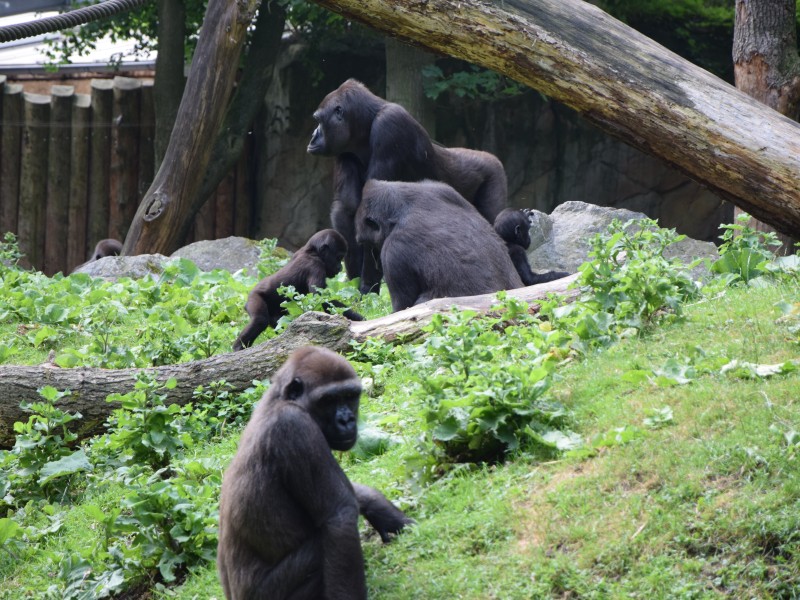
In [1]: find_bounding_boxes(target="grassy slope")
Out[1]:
[1,283,797,599]
[161,283,799,599]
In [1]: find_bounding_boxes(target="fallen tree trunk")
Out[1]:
[0,275,577,447]
[311,0,800,238]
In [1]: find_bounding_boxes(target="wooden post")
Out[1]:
[214,171,235,238]
[138,80,156,201]
[68,94,92,269]
[109,76,141,242]
[88,79,113,250]
[233,145,250,237]
[44,86,74,276]
[18,93,50,271]
[1,82,23,235]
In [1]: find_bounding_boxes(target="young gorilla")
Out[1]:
[217,346,413,600]
[493,208,570,285]
[355,179,523,312]
[307,78,508,293]
[232,229,363,351]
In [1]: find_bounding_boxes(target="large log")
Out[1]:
[311,0,800,238]
[45,86,74,276]
[109,77,142,242]
[68,94,92,270]
[0,81,23,235]
[18,93,50,271]
[88,80,114,248]
[0,275,577,447]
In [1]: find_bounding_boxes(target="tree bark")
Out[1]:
[183,0,287,245]
[0,275,577,447]
[385,38,437,137]
[122,0,261,257]
[310,0,800,239]
[732,0,800,251]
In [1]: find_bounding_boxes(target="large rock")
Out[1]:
[526,201,719,277]
[72,254,169,281]
[170,236,262,275]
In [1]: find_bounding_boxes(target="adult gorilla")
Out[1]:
[218,346,413,600]
[355,180,522,312]
[307,79,508,293]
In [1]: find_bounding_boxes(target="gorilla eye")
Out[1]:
[286,377,304,400]
[334,105,344,119]
[364,218,379,231]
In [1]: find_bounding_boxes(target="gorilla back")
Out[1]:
[356,180,522,312]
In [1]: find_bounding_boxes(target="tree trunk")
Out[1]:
[183,0,287,245]
[385,38,437,138]
[154,0,186,169]
[122,0,261,257]
[310,0,800,239]
[0,276,577,447]
[732,0,800,252]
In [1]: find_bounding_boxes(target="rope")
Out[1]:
[0,0,151,44]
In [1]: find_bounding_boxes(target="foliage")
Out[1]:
[422,64,527,101]
[541,218,701,354]
[92,375,193,471]
[0,232,23,270]
[0,387,88,508]
[711,212,784,284]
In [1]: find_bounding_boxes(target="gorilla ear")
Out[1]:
[285,377,304,400]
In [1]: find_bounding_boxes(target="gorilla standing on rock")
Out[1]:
[493,208,569,286]
[217,346,412,600]
[356,179,522,312]
[307,79,508,293]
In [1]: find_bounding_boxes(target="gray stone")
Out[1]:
[526,201,719,278]
[72,254,169,281]
[170,236,262,275]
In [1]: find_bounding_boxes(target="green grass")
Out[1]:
[144,283,799,599]
[1,236,798,598]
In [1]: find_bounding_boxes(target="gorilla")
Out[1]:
[307,78,508,293]
[355,179,522,312]
[493,208,569,285]
[217,346,413,600]
[232,229,363,351]
[70,238,123,273]
[90,238,122,260]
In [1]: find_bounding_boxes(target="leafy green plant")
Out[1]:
[711,212,782,283]
[92,375,193,470]
[0,387,89,507]
[0,232,24,270]
[407,301,578,479]
[422,64,526,101]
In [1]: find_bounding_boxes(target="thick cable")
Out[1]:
[0,0,151,44]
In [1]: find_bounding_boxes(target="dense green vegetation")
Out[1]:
[0,219,798,598]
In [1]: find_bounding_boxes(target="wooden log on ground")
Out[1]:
[1,82,23,235]
[88,79,113,249]
[44,86,74,276]
[109,76,141,241]
[18,93,50,271]
[67,94,91,270]
[0,275,577,447]
[311,0,800,238]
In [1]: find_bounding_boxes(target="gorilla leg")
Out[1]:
[331,201,363,281]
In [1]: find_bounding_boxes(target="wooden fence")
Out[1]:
[0,75,252,276]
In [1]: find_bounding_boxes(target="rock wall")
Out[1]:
[251,44,731,250]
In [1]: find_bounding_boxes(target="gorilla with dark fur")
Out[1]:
[217,346,413,600]
[493,208,569,286]
[356,180,522,312]
[70,239,123,273]
[232,229,362,351]
[307,79,508,293]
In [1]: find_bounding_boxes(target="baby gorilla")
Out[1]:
[217,346,413,600]
[493,208,569,285]
[232,229,363,351]
[356,179,522,312]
